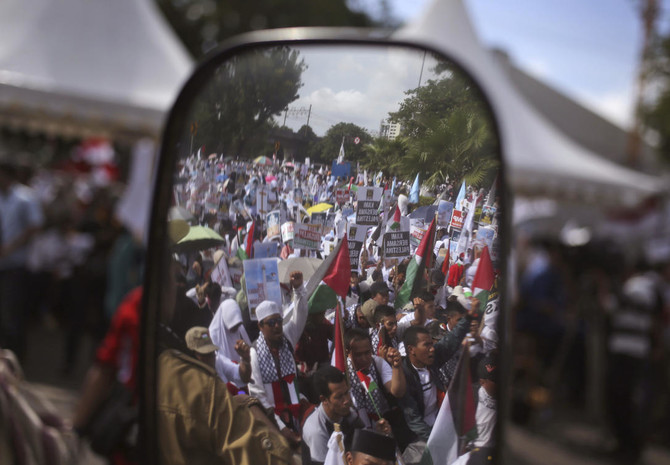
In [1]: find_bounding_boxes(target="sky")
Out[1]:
[368,0,670,129]
[274,46,446,136]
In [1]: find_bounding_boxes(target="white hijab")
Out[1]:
[209,299,251,363]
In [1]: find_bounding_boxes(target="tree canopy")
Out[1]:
[311,122,372,163]
[388,65,498,187]
[185,47,306,158]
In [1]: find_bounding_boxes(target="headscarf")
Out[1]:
[209,299,251,363]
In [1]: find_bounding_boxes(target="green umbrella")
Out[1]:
[253,155,273,166]
[173,225,225,253]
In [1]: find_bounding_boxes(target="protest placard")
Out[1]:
[243,258,282,319]
[293,223,322,250]
[210,255,233,288]
[356,186,383,226]
[256,185,270,216]
[310,212,327,230]
[347,223,368,270]
[410,218,427,249]
[450,209,464,230]
[254,242,278,258]
[281,222,295,242]
[266,210,281,239]
[335,188,348,205]
[476,226,496,250]
[480,205,496,225]
[437,200,454,228]
[383,231,410,258]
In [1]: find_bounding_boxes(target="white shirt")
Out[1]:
[474,386,496,447]
[412,363,438,427]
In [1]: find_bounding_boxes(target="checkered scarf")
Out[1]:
[346,356,389,419]
[438,347,461,387]
[255,333,297,384]
[370,327,398,356]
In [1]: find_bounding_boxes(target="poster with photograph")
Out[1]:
[266,210,281,239]
[243,258,282,319]
[347,223,368,270]
[437,200,454,228]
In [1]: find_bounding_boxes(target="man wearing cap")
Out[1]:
[360,281,390,327]
[343,429,397,465]
[248,271,308,446]
[156,329,293,465]
[185,326,221,368]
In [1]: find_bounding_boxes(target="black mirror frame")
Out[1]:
[141,27,512,465]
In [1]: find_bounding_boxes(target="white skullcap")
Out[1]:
[255,300,282,322]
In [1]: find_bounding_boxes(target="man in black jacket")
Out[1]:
[398,304,475,443]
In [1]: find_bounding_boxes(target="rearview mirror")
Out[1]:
[143,30,508,465]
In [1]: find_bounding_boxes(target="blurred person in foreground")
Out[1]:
[0,158,44,360]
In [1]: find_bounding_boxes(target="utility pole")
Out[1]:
[306,104,312,126]
[627,0,658,168]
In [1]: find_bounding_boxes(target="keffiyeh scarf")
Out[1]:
[346,357,389,420]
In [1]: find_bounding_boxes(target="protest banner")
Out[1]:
[293,223,322,250]
[383,231,410,258]
[310,212,328,231]
[410,218,427,249]
[256,185,270,216]
[243,258,282,319]
[347,223,368,270]
[356,186,383,226]
[473,203,483,223]
[450,209,464,230]
[266,210,281,239]
[210,255,233,288]
[480,205,496,225]
[437,200,454,228]
[254,242,278,258]
[335,188,348,205]
[476,226,496,250]
[281,222,295,242]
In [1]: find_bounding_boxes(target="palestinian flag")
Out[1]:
[471,245,494,314]
[356,370,382,418]
[394,218,436,310]
[305,235,351,370]
[420,348,476,465]
[236,220,255,260]
[387,205,401,232]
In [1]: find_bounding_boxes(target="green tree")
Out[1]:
[361,136,407,174]
[389,67,498,187]
[186,46,306,158]
[312,122,372,163]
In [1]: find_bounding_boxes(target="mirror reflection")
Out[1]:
[158,44,503,465]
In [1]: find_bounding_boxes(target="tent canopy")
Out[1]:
[0,0,194,141]
[395,0,666,209]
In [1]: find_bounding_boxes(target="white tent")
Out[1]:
[395,0,666,209]
[0,0,194,142]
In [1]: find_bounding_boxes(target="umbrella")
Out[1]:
[277,257,323,284]
[265,175,277,183]
[169,206,196,224]
[306,203,333,215]
[283,162,295,168]
[409,205,438,221]
[223,155,235,162]
[173,225,225,253]
[208,153,218,160]
[254,155,273,166]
